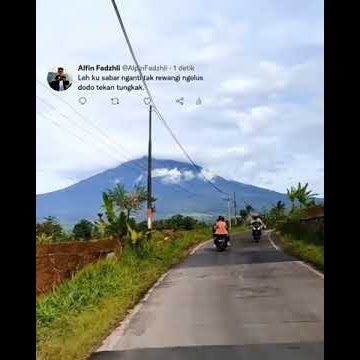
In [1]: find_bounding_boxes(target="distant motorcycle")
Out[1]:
[213,234,228,251]
[252,222,262,242]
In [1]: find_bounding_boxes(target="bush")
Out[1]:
[182,216,197,230]
[37,216,62,237]
[73,219,94,241]
[36,216,65,242]
[278,217,323,244]
[151,214,200,231]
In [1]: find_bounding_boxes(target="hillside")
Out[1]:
[36,157,292,225]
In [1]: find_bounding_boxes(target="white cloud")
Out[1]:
[183,170,196,181]
[36,0,324,196]
[200,169,215,181]
[152,168,183,184]
[220,77,261,95]
[220,61,288,96]
[219,58,324,101]
[193,44,232,63]
[227,106,276,134]
[151,167,216,184]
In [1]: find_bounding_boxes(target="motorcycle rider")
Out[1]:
[213,216,231,247]
[212,216,221,237]
[251,214,266,237]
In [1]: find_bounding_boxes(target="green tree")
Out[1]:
[169,214,185,230]
[295,182,318,207]
[238,205,254,224]
[36,216,63,240]
[275,200,286,211]
[126,184,148,218]
[182,216,197,230]
[239,209,248,218]
[100,184,148,247]
[72,219,94,241]
[245,205,254,214]
[100,191,127,245]
[108,184,148,219]
[287,186,298,211]
[93,213,106,239]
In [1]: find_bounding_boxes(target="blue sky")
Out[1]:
[36,0,324,196]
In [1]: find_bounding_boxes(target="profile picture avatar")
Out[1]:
[47,67,72,91]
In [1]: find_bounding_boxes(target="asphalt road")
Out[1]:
[90,231,324,359]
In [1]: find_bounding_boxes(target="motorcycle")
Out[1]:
[213,234,228,251]
[252,223,262,242]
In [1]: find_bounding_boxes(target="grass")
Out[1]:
[273,224,324,272]
[37,226,246,360]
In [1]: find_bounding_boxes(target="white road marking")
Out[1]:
[190,239,212,255]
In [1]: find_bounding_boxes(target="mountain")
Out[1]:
[36,157,293,226]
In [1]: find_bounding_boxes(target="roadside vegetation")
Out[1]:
[36,183,249,359]
[273,218,324,271]
[260,182,324,271]
[36,181,322,359]
[36,226,240,360]
[36,184,208,245]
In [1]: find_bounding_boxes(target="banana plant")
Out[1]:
[296,182,318,208]
[101,191,127,246]
[287,186,297,211]
[102,192,116,224]
[126,222,145,246]
[275,201,286,211]
[36,233,53,244]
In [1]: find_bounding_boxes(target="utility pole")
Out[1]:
[147,104,152,239]
[234,192,237,225]
[227,195,232,230]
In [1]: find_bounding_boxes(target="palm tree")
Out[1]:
[275,201,285,211]
[295,182,318,208]
[273,200,286,222]
[108,184,147,219]
[126,184,147,218]
[239,209,248,218]
[287,186,297,211]
[108,184,127,212]
[245,204,254,214]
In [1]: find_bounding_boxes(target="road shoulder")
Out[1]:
[268,230,324,279]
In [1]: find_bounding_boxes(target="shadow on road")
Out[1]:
[90,342,324,360]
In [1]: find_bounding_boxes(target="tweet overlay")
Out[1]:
[75,64,204,92]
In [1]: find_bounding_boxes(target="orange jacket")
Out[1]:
[215,220,228,235]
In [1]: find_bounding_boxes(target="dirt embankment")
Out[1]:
[36,238,120,295]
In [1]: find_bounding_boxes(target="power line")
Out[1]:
[37,112,95,149]
[37,83,201,197]
[37,80,142,166]
[36,95,205,200]
[36,112,126,164]
[36,94,146,173]
[37,81,211,200]
[109,0,229,197]
[152,107,228,195]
